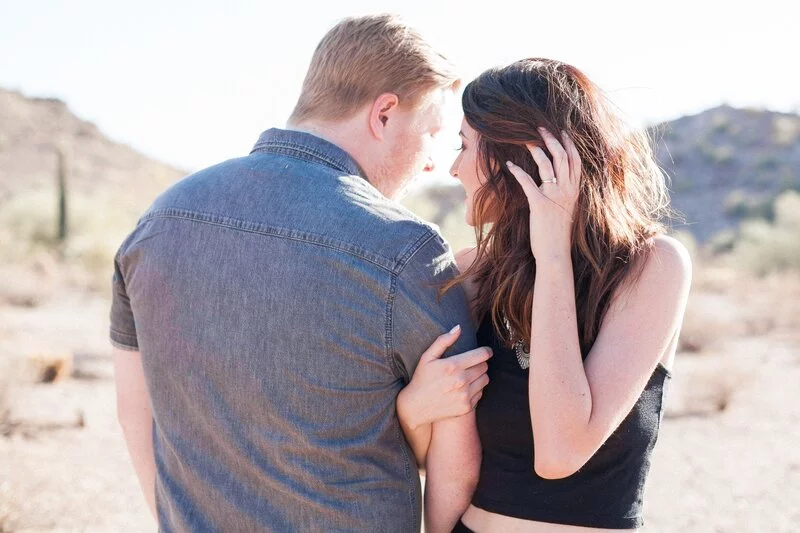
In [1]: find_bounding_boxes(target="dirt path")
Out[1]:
[645,341,800,532]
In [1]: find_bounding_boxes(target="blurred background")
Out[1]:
[1,1,798,532]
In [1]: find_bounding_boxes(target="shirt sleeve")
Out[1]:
[390,231,478,382]
[109,247,139,351]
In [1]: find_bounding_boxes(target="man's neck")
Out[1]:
[285,120,390,198]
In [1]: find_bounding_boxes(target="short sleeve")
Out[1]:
[390,232,477,382]
[109,248,139,351]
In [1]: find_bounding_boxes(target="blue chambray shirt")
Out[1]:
[110,128,476,533]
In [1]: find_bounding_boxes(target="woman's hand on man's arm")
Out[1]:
[397,325,491,466]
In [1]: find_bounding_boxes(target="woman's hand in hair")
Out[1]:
[505,128,581,263]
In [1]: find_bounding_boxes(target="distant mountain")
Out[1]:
[0,88,185,212]
[2,88,797,244]
[407,105,800,244]
[653,105,800,241]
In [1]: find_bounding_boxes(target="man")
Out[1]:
[112,14,481,533]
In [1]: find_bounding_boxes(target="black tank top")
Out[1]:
[471,315,671,529]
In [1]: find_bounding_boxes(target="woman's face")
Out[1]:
[449,119,486,226]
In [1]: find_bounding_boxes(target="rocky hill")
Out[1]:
[0,88,185,213]
[1,89,798,244]
[409,105,800,244]
[653,105,800,241]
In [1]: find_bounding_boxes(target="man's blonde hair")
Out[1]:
[289,14,460,124]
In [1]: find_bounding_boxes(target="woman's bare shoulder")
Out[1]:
[454,247,479,310]
[646,235,692,284]
[454,247,478,274]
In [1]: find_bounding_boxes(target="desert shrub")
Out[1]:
[729,190,800,275]
[678,294,738,353]
[772,115,800,146]
[710,112,732,135]
[670,230,698,261]
[708,229,737,255]
[0,357,17,425]
[700,144,734,166]
[755,153,780,172]
[723,189,774,221]
[0,189,139,293]
[402,185,476,253]
[666,357,754,418]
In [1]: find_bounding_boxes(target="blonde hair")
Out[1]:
[289,14,460,124]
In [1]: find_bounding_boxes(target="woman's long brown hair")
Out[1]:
[447,58,671,355]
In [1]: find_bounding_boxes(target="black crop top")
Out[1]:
[471,315,671,530]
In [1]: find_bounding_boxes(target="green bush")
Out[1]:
[723,189,774,221]
[708,229,737,255]
[729,190,800,275]
[402,186,476,253]
[700,144,734,166]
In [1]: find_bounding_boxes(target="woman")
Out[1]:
[397,58,692,532]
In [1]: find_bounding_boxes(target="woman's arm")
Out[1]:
[506,129,691,479]
[529,236,690,478]
[424,411,481,533]
[396,246,487,467]
[397,327,491,466]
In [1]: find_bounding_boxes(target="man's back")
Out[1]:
[110,129,475,532]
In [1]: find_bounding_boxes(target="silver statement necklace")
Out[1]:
[503,314,531,370]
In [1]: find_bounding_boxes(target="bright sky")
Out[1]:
[1,0,796,183]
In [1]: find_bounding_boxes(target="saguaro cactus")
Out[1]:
[56,143,70,243]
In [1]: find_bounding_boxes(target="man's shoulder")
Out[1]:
[147,156,255,209]
[128,151,450,273]
[343,185,449,271]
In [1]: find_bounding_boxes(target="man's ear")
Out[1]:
[368,93,400,140]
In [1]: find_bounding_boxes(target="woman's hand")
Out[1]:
[505,128,582,263]
[397,325,492,430]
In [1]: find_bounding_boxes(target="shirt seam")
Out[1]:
[384,230,438,528]
[110,326,137,337]
[109,334,138,351]
[252,141,359,177]
[384,230,439,381]
[140,208,400,273]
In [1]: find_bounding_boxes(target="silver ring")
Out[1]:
[541,178,557,184]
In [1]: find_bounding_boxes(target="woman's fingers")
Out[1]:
[470,390,483,410]
[462,362,489,385]
[446,346,492,372]
[528,146,557,184]
[560,130,582,184]
[506,161,544,202]
[468,373,490,399]
[536,127,569,182]
[419,324,462,364]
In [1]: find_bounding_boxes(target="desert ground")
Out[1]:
[1,262,798,533]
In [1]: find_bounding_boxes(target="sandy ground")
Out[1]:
[1,288,798,533]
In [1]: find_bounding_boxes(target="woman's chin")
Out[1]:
[464,196,476,226]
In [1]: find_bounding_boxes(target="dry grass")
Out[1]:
[678,251,800,353]
[28,352,74,384]
[666,354,756,417]
[0,356,24,438]
[726,190,800,276]
[0,158,797,531]
[0,189,142,303]
[0,259,59,308]
[0,360,11,426]
[402,185,476,253]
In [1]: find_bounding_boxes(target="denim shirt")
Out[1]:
[110,128,477,533]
